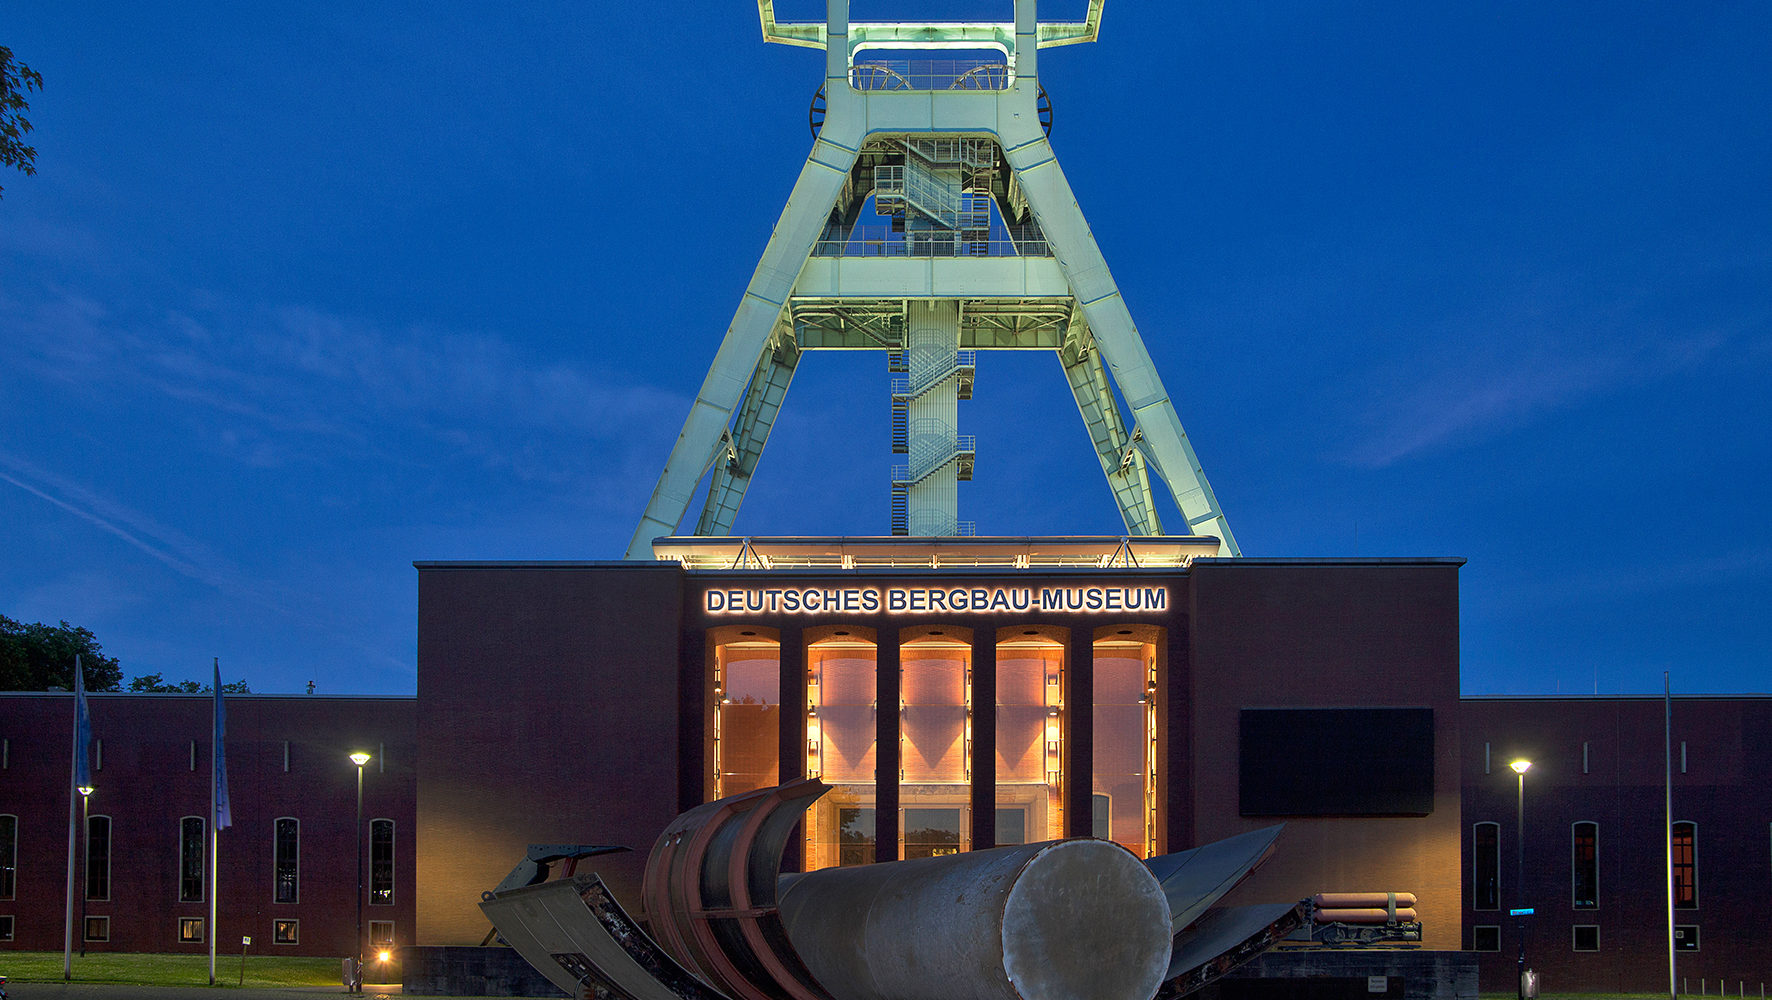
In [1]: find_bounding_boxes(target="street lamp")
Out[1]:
[77,785,93,958]
[349,751,372,995]
[1511,759,1532,1000]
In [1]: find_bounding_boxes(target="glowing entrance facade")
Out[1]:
[627,0,1239,555]
[712,618,1163,871]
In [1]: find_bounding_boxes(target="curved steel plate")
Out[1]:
[1143,824,1284,933]
[641,779,835,1000]
[479,873,731,1000]
[1158,901,1308,999]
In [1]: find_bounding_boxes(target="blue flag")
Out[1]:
[73,654,92,790]
[213,659,232,830]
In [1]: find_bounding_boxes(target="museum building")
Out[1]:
[2,539,1769,995]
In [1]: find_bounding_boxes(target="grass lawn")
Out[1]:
[0,950,376,988]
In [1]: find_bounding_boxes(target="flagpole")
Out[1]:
[1665,671,1676,1000]
[210,657,220,985]
[64,655,82,981]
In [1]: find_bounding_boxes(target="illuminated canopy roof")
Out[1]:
[652,535,1221,571]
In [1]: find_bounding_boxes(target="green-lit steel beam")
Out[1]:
[695,324,801,536]
[1061,320,1163,535]
[634,0,1238,557]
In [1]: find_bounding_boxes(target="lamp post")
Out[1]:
[77,785,93,957]
[349,751,371,995]
[1511,759,1532,1000]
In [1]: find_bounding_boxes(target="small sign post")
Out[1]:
[240,936,251,986]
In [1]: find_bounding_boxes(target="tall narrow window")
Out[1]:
[85,815,111,901]
[1094,633,1157,857]
[180,816,205,902]
[806,635,878,870]
[370,819,394,905]
[900,635,971,859]
[712,634,781,798]
[1473,822,1500,910]
[1672,821,1697,909]
[0,814,16,899]
[274,818,300,903]
[1571,822,1597,909]
[998,634,1064,847]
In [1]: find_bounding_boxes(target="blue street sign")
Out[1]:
[1509,907,1535,916]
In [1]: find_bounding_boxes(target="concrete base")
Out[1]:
[402,945,568,998]
[1213,949,1478,1000]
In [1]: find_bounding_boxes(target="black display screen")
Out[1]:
[1239,707,1435,816]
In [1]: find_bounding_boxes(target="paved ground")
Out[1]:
[1,987,551,1000]
[3,988,398,1000]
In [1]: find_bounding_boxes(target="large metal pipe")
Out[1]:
[778,839,1172,1000]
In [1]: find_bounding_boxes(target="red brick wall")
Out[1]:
[414,562,687,945]
[1188,559,1466,952]
[1461,696,1772,993]
[0,693,415,958]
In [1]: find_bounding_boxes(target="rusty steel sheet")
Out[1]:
[1156,901,1309,1000]
[640,778,838,1000]
[1143,824,1284,933]
[778,838,1174,1000]
[717,780,834,1000]
[479,873,731,1000]
[641,794,750,989]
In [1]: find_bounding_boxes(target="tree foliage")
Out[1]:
[128,671,251,694]
[0,615,123,691]
[1,615,252,693]
[1,44,43,198]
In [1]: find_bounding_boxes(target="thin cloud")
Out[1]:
[1480,545,1772,615]
[11,285,687,482]
[0,450,225,587]
[1347,324,1727,469]
[0,449,410,674]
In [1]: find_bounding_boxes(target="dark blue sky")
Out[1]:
[4,3,1768,697]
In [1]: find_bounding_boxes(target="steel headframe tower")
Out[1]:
[625,0,1239,558]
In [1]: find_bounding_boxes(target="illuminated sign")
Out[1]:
[703,584,1167,615]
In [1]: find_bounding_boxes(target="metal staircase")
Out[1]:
[873,139,994,259]
[625,3,1242,559]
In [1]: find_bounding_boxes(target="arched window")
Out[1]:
[370,819,395,905]
[997,632,1063,846]
[85,814,112,901]
[179,816,205,902]
[805,630,878,870]
[712,631,781,799]
[1672,821,1697,909]
[1472,822,1500,910]
[1571,822,1598,910]
[901,631,971,860]
[274,817,299,903]
[0,814,16,899]
[1093,628,1160,857]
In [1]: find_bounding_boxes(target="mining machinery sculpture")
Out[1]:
[480,779,1308,1000]
[626,1,1240,555]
